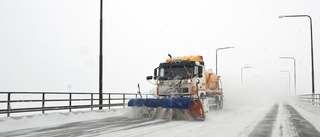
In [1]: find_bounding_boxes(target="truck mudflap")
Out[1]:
[128,98,205,120]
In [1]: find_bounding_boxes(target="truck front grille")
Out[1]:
[180,88,189,93]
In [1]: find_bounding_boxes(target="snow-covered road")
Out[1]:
[0,98,320,137]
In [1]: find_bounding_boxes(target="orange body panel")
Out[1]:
[166,55,203,62]
[205,71,222,94]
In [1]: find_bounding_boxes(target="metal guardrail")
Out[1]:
[0,92,153,117]
[298,94,320,106]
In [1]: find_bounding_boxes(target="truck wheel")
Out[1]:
[200,93,206,100]
[213,96,220,110]
[219,98,223,109]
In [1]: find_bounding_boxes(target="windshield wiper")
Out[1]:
[169,65,175,77]
[183,65,191,78]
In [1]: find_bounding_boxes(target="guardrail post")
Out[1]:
[91,93,93,110]
[69,93,72,112]
[135,94,137,98]
[316,94,320,106]
[318,94,319,106]
[108,94,111,109]
[7,93,11,117]
[318,94,320,106]
[312,94,314,105]
[42,93,45,114]
[123,94,125,108]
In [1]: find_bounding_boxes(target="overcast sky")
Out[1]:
[0,0,320,95]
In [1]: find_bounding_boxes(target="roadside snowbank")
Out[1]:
[287,97,320,132]
[0,108,124,132]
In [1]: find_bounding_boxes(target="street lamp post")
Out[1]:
[99,0,103,109]
[279,15,315,95]
[279,57,296,95]
[280,71,291,95]
[241,66,253,83]
[215,46,234,75]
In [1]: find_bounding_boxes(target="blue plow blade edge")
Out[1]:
[128,98,192,109]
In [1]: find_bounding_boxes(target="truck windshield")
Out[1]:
[158,62,195,80]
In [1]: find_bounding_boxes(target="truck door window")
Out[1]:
[159,68,164,77]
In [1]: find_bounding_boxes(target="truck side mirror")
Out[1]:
[153,68,158,79]
[198,66,203,78]
[146,76,153,80]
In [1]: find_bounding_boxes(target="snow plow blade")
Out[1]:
[128,98,205,120]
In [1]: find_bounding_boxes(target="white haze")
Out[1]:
[0,0,319,97]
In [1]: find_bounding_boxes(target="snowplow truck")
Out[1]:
[128,55,223,120]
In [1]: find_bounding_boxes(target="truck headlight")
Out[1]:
[157,80,162,85]
[187,79,192,83]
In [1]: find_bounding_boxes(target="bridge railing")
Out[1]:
[0,91,154,117]
[298,94,320,106]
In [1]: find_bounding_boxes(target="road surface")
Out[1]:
[1,99,320,137]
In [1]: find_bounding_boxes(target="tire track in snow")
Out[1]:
[248,103,279,137]
[0,116,168,137]
[283,104,320,137]
[245,102,320,137]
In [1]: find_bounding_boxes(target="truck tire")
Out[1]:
[219,98,223,109]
